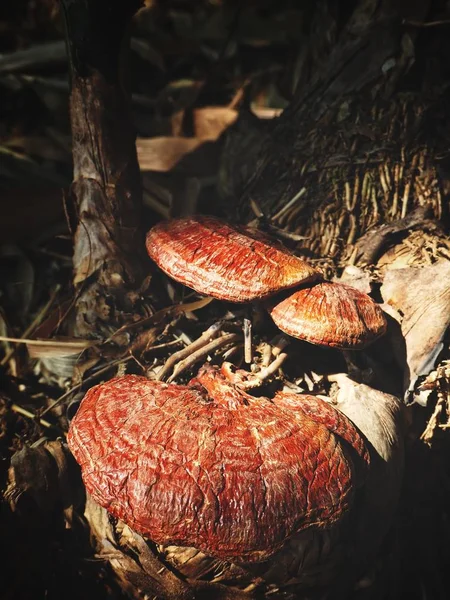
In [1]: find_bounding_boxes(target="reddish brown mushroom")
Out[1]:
[67,363,370,562]
[268,281,387,349]
[146,215,320,302]
[146,216,387,350]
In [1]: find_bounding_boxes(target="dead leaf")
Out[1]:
[328,373,405,555]
[6,441,77,515]
[138,106,279,174]
[381,261,450,395]
[251,106,283,119]
[0,335,95,357]
[192,107,238,140]
[38,353,83,379]
[136,137,204,172]
[171,106,280,141]
[336,265,372,294]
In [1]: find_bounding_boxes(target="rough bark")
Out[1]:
[220,0,450,264]
[60,0,145,338]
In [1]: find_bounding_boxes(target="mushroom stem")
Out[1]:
[243,316,253,364]
[271,334,291,356]
[260,342,273,367]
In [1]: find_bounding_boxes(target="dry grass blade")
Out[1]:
[0,335,95,358]
[243,317,252,364]
[11,404,54,429]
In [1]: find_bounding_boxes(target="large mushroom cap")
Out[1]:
[67,364,369,562]
[269,281,387,349]
[146,215,320,302]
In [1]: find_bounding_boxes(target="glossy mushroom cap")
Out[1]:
[269,281,387,349]
[146,215,320,302]
[67,364,369,562]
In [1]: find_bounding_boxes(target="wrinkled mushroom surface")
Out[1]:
[68,364,369,562]
[146,215,320,302]
[269,281,387,349]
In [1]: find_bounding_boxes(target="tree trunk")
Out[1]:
[60,0,145,338]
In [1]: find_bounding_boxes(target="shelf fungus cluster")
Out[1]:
[67,215,394,577]
[67,364,370,563]
[146,215,387,349]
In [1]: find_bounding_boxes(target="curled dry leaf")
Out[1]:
[146,215,320,302]
[84,495,259,600]
[328,374,405,556]
[269,281,387,349]
[6,440,77,515]
[380,261,450,395]
[336,265,372,294]
[67,363,369,563]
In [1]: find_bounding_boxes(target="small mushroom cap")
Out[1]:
[269,281,387,349]
[146,215,320,302]
[67,364,369,562]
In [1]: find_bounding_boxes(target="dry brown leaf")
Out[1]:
[83,496,198,599]
[6,441,76,514]
[136,137,204,172]
[380,261,450,395]
[171,106,280,140]
[138,107,280,174]
[32,298,73,339]
[191,107,238,140]
[336,265,372,294]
